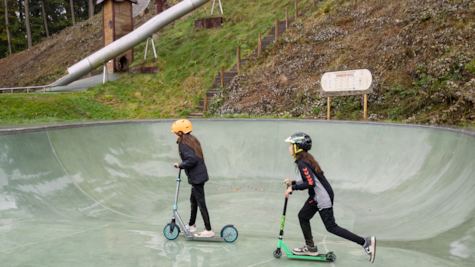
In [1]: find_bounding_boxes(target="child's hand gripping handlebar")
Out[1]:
[285,182,293,198]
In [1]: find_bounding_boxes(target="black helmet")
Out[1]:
[284,132,312,152]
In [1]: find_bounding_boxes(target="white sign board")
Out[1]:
[320,69,373,97]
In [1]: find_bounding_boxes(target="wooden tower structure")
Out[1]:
[97,0,137,73]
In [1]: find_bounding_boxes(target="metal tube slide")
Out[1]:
[49,0,210,87]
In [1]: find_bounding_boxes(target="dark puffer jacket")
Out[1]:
[178,143,209,185]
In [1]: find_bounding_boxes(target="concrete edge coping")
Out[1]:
[1,119,474,138]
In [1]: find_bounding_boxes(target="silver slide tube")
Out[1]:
[49,0,210,87]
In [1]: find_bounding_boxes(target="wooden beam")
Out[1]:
[286,6,289,29]
[220,69,224,87]
[364,94,368,121]
[295,0,298,19]
[258,33,261,57]
[237,45,241,72]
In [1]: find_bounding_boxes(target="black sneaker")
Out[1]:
[292,245,318,256]
[363,236,376,263]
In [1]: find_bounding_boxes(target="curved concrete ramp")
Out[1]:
[0,120,474,266]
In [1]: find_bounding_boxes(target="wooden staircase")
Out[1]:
[187,6,312,118]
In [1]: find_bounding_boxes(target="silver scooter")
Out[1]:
[163,169,238,242]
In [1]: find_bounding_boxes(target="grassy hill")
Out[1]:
[1,0,474,127]
[0,0,308,123]
[210,0,475,127]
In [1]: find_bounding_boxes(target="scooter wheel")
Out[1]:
[221,226,238,242]
[273,250,282,258]
[164,223,180,240]
[326,252,336,262]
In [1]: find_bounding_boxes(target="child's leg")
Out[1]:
[192,183,212,231]
[298,200,319,247]
[319,208,365,246]
[188,186,198,226]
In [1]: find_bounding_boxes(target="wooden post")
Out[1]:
[313,0,316,7]
[275,18,279,40]
[364,94,368,121]
[156,0,167,14]
[258,33,261,57]
[295,0,298,19]
[204,96,208,112]
[220,69,224,87]
[286,6,289,29]
[327,97,331,120]
[237,46,241,72]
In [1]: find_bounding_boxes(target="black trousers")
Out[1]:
[189,183,212,231]
[298,199,365,247]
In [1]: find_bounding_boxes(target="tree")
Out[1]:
[70,0,76,26]
[3,0,12,55]
[88,0,94,18]
[1,0,101,59]
[24,0,32,48]
[40,0,49,37]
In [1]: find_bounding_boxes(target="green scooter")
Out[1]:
[273,183,336,262]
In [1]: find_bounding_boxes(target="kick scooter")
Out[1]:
[273,183,336,262]
[163,169,238,242]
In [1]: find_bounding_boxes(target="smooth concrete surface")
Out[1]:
[0,120,474,266]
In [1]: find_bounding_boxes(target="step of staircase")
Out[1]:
[187,112,205,118]
[199,98,212,106]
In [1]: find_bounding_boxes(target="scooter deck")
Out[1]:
[287,253,335,261]
[278,242,336,262]
[185,236,226,241]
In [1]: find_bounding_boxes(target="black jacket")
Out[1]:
[178,143,209,185]
[291,160,334,209]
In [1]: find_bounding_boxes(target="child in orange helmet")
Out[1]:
[172,119,214,237]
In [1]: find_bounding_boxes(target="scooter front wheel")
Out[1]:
[221,225,238,242]
[164,223,180,240]
[273,249,282,258]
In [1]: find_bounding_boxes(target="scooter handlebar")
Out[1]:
[285,182,292,195]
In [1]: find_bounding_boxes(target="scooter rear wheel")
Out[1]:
[164,223,180,240]
[221,226,238,242]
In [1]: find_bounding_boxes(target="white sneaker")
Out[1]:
[185,224,196,233]
[292,244,319,256]
[363,236,376,263]
[194,229,215,237]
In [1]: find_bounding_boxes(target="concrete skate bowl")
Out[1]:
[0,119,474,267]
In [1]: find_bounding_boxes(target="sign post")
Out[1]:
[320,69,373,121]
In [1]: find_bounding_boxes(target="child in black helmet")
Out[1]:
[283,132,376,263]
[172,119,214,238]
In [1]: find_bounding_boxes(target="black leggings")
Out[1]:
[298,199,365,247]
[189,183,212,231]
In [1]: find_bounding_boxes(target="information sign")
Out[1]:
[320,69,373,97]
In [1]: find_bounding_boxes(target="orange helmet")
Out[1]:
[171,119,193,134]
